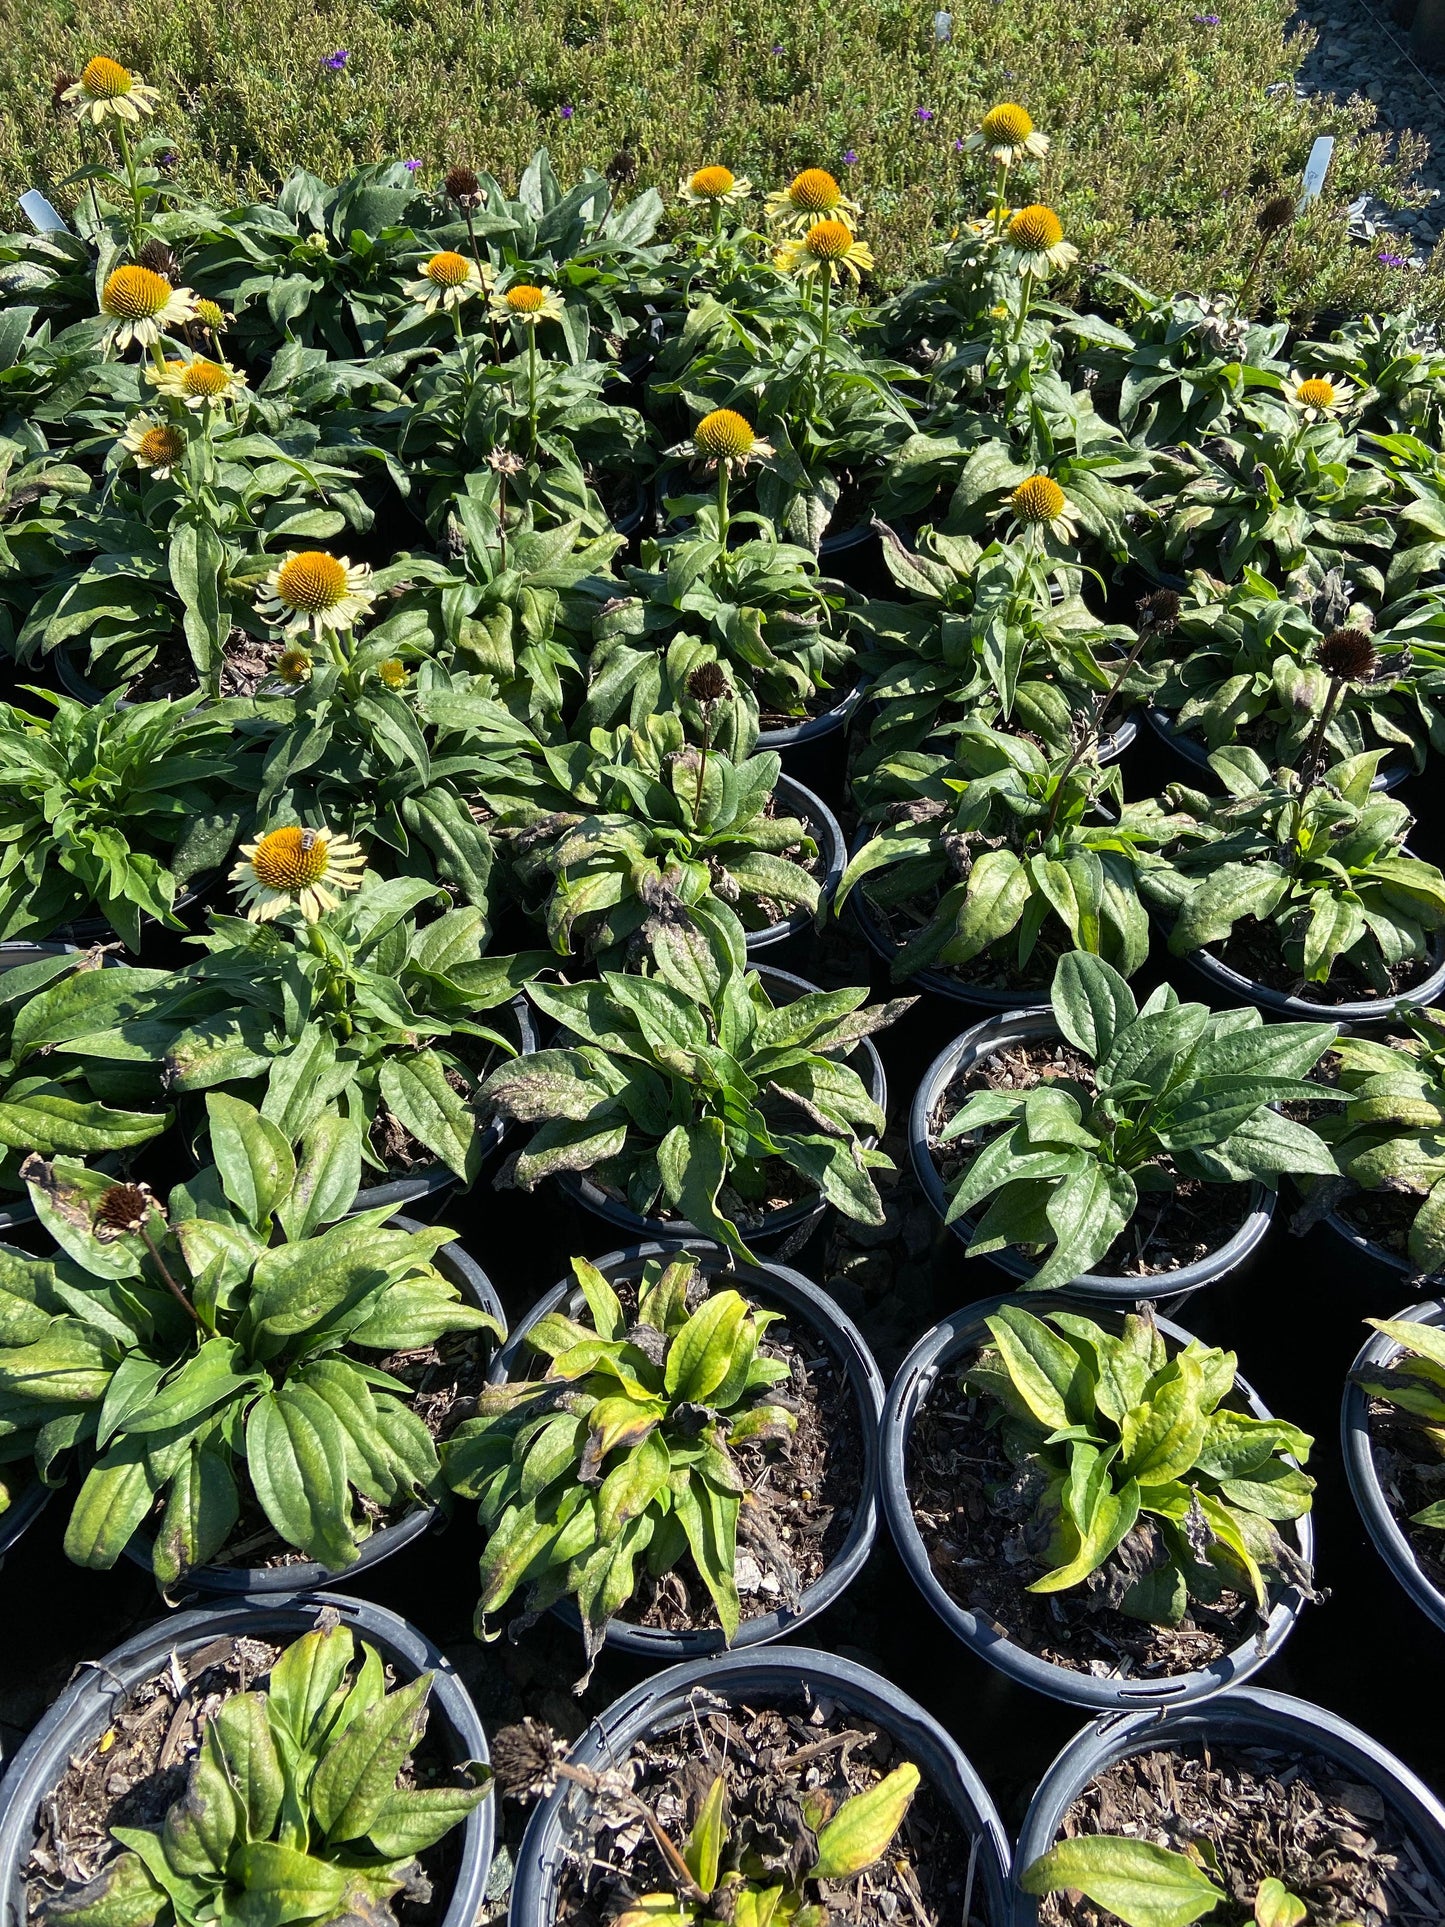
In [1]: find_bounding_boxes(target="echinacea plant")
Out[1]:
[478,710,823,959]
[964,1301,1315,1627]
[608,1759,920,1927]
[1023,1837,1333,1927]
[42,1621,493,1927]
[1138,746,1445,996]
[446,1250,796,1664]
[480,904,906,1259]
[80,879,543,1188]
[0,949,172,1202]
[1351,1316,1445,1533]
[0,691,255,949]
[838,718,1177,986]
[0,1115,500,1583]
[851,524,1150,766]
[1307,1007,1445,1273]
[936,952,1340,1287]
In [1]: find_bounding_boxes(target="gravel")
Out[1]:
[1293,0,1445,263]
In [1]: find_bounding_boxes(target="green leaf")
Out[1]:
[664,1290,748,1403]
[227,1843,350,1927]
[379,1051,482,1183]
[810,1765,920,1879]
[245,1385,357,1570]
[686,1776,729,1893]
[265,1624,355,1749]
[1253,1879,1307,1927]
[1121,1354,1209,1486]
[309,1671,433,1844]
[1051,951,1137,1060]
[1020,1836,1224,1927]
[983,1305,1093,1431]
[366,1777,493,1858]
[42,1853,165,1927]
[212,1690,286,1841]
[205,1093,296,1231]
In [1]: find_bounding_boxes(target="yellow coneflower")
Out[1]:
[407,248,491,313]
[377,658,409,689]
[1282,370,1355,420]
[488,281,566,327]
[229,824,366,923]
[1001,205,1078,278]
[765,167,861,234]
[680,164,752,205]
[119,416,186,478]
[62,56,161,125]
[773,217,874,285]
[145,355,246,409]
[194,298,232,335]
[275,647,313,685]
[690,407,773,468]
[255,551,375,638]
[99,265,198,353]
[965,102,1049,167]
[1007,473,1079,542]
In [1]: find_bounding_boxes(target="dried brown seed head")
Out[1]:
[445,165,481,208]
[94,1181,155,1242]
[1137,588,1182,633]
[1256,194,1296,238]
[490,1718,562,1799]
[137,238,181,280]
[687,661,729,705]
[1317,626,1375,681]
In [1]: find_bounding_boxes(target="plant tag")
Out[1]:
[1298,137,1333,210]
[19,190,69,233]
[934,8,953,38]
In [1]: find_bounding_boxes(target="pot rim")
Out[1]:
[1340,1294,1445,1636]
[745,772,846,953]
[880,1290,1315,1710]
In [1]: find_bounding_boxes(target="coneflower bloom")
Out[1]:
[1282,370,1355,420]
[407,248,491,312]
[377,657,409,688]
[690,407,774,468]
[965,102,1049,166]
[488,282,566,327]
[1007,473,1078,542]
[62,56,161,125]
[681,165,752,204]
[229,824,366,923]
[765,167,861,233]
[774,218,874,285]
[1000,205,1078,278]
[145,355,246,409]
[119,417,186,478]
[99,265,198,353]
[255,551,375,638]
[194,297,232,335]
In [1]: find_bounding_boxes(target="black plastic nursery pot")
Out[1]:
[757,675,868,755]
[1143,702,1411,794]
[120,1220,505,1596]
[743,772,846,953]
[1010,1686,1445,1927]
[557,962,887,1254]
[486,1238,885,1660]
[1168,912,1445,1024]
[509,1645,1013,1927]
[0,1590,495,1927]
[880,1292,1315,1712]
[845,866,1055,1016]
[1341,1296,1445,1636]
[909,1007,1274,1302]
[0,1475,50,1566]
[1319,1189,1428,1282]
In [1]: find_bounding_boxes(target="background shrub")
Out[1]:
[1,0,1439,319]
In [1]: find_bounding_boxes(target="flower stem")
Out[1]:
[527,326,538,456]
[716,460,730,546]
[1289,673,1346,863]
[140,1224,210,1335]
[1012,270,1034,342]
[693,697,714,824]
[992,158,1010,231]
[113,119,145,255]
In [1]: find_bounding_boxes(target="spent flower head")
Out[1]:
[63,56,161,124]
[1317,627,1376,681]
[93,1181,157,1242]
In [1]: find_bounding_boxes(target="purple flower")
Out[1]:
[842,149,858,165]
[953,138,965,152]
[322,48,348,70]
[916,106,934,122]
[559,103,574,119]
[1378,249,1409,267]
[403,158,422,171]
[1191,11,1220,22]
[771,42,784,53]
